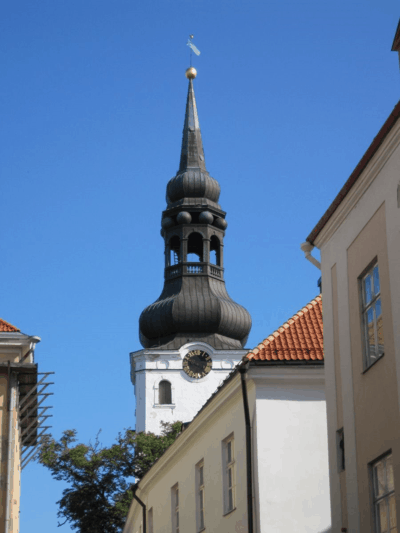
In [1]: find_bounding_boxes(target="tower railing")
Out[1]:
[165,262,224,280]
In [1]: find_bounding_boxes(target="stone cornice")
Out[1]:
[249,365,325,388]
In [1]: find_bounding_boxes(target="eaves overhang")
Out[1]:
[306,100,400,245]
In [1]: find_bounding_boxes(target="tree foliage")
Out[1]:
[37,422,182,533]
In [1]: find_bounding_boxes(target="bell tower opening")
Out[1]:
[169,236,181,266]
[210,236,221,266]
[187,232,203,263]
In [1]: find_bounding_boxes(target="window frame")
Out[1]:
[171,484,179,533]
[336,428,345,473]
[158,380,172,405]
[222,434,235,515]
[371,453,397,533]
[360,262,384,370]
[196,460,205,532]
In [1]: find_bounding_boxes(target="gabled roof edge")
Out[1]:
[307,100,400,245]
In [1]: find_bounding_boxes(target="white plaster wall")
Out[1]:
[124,367,331,533]
[131,342,247,434]
[314,121,400,532]
[253,373,331,533]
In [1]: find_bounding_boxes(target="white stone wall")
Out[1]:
[251,367,331,533]
[130,342,248,434]
[124,366,331,533]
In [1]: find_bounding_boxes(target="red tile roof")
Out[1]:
[246,295,323,362]
[0,319,20,332]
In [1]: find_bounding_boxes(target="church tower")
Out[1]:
[130,68,252,434]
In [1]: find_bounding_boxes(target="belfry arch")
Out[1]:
[210,235,221,266]
[167,235,181,266]
[187,232,204,263]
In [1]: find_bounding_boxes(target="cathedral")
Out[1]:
[130,67,252,434]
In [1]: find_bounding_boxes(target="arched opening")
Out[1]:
[187,232,203,262]
[210,236,221,266]
[169,236,181,265]
[159,380,172,404]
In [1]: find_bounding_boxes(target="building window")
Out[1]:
[148,507,153,533]
[171,484,179,533]
[196,461,205,531]
[361,263,384,368]
[222,435,235,514]
[337,428,345,472]
[372,454,397,533]
[159,380,172,404]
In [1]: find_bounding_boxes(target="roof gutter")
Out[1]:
[300,242,321,270]
[239,360,254,533]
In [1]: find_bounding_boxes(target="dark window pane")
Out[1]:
[228,488,233,511]
[159,381,172,404]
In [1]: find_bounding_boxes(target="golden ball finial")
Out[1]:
[185,67,197,79]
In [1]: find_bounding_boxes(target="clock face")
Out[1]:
[182,350,212,379]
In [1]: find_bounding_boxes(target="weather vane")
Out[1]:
[187,34,200,67]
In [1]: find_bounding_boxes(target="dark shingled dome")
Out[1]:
[139,77,251,350]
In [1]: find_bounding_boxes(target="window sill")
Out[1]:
[223,508,236,517]
[362,353,385,374]
[153,404,176,408]
[198,528,206,533]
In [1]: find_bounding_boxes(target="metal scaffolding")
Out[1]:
[18,371,54,470]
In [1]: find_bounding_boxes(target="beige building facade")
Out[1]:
[0,319,53,533]
[305,98,400,533]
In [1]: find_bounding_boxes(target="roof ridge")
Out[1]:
[249,295,321,351]
[246,295,323,362]
[0,318,20,332]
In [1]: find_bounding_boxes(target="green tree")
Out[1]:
[37,422,182,533]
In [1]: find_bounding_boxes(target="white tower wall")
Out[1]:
[130,342,247,434]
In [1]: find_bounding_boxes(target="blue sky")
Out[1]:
[1,1,398,530]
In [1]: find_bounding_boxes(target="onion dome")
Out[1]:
[139,70,251,350]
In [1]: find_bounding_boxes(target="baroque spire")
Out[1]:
[179,75,206,172]
[139,69,251,350]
